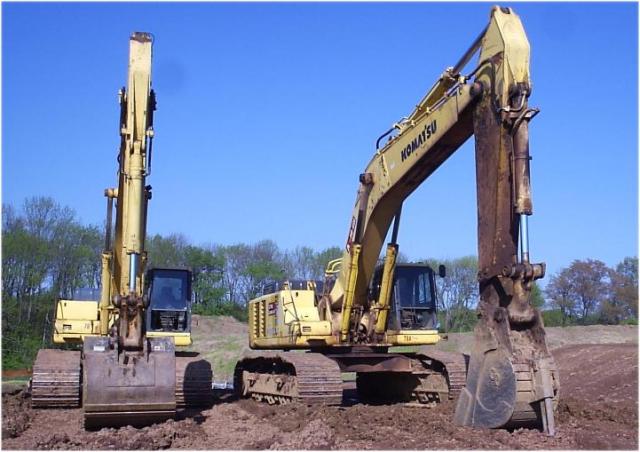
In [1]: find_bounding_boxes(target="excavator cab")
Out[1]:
[145,268,193,346]
[370,263,439,331]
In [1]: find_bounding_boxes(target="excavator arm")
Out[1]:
[35,32,213,427]
[82,33,176,429]
[325,6,558,432]
[105,31,155,347]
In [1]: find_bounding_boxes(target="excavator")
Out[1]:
[234,6,559,434]
[30,32,212,428]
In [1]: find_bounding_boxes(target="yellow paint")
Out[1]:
[374,244,397,335]
[147,331,192,346]
[248,286,335,349]
[386,330,441,346]
[56,299,99,321]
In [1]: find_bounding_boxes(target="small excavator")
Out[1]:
[234,6,559,434]
[31,32,212,428]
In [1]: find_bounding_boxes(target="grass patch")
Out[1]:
[342,372,356,382]
[3,378,30,385]
[389,345,420,353]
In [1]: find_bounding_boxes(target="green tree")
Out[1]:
[602,257,638,324]
[50,223,102,299]
[426,256,478,333]
[244,260,285,300]
[541,309,567,327]
[545,269,577,326]
[146,233,190,268]
[570,259,610,322]
[218,243,252,304]
[530,282,544,309]
[546,259,612,326]
[2,198,102,369]
[312,246,343,280]
[283,246,316,280]
[184,245,225,305]
[218,240,286,304]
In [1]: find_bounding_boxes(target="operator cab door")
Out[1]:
[374,264,438,331]
[145,268,192,334]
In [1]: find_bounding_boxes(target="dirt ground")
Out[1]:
[2,342,637,450]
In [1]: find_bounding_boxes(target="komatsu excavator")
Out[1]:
[31,32,212,428]
[234,6,559,434]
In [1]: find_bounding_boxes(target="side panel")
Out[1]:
[386,330,440,346]
[147,331,192,346]
[53,300,101,343]
[248,289,335,349]
[56,300,99,320]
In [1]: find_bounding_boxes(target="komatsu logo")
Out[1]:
[400,120,437,162]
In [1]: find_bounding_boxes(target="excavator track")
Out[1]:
[234,352,342,405]
[31,349,81,408]
[175,353,214,408]
[31,350,214,411]
[353,350,467,406]
[417,348,468,400]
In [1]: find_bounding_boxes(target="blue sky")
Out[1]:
[3,2,638,279]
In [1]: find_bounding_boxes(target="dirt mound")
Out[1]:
[188,315,250,382]
[192,315,247,337]
[554,343,638,450]
[2,369,31,378]
[235,398,578,450]
[553,343,638,403]
[553,343,638,449]
[436,325,637,354]
[2,341,637,450]
[545,325,638,350]
[2,390,33,439]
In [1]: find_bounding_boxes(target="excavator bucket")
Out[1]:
[454,336,516,428]
[454,307,559,434]
[82,336,176,429]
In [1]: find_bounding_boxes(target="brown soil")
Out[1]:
[2,369,31,378]
[2,342,637,450]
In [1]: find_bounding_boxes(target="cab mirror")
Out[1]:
[438,265,446,278]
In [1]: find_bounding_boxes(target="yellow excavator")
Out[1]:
[31,32,212,428]
[234,6,559,434]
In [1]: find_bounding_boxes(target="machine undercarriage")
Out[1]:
[235,348,466,407]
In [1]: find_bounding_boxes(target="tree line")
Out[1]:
[145,233,342,318]
[545,257,638,326]
[2,197,637,368]
[1,197,343,367]
[426,255,638,332]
